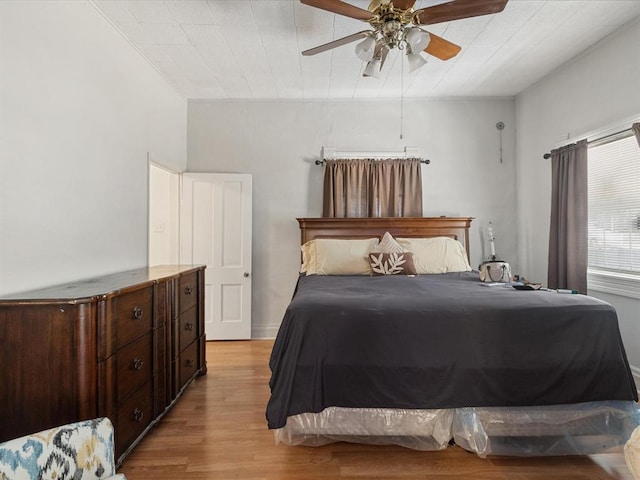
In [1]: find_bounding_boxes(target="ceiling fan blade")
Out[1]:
[301,0,377,21]
[423,32,461,61]
[413,0,508,26]
[302,31,373,56]
[392,0,417,10]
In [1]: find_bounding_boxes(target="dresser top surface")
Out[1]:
[0,265,204,303]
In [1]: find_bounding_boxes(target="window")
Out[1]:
[587,133,640,297]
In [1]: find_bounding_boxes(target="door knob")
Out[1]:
[243,272,250,278]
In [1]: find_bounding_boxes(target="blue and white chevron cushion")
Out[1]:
[0,418,126,480]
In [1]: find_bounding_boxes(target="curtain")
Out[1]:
[322,158,423,218]
[547,139,588,293]
[633,122,640,148]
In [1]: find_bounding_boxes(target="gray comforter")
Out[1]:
[266,272,637,429]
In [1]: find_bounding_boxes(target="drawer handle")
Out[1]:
[184,285,193,295]
[133,408,144,423]
[184,322,193,331]
[131,357,144,371]
[132,306,144,319]
[185,359,194,368]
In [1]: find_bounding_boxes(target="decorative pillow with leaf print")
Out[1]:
[368,252,417,275]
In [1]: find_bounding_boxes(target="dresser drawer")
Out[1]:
[116,333,152,403]
[178,306,198,354]
[115,382,153,459]
[178,340,199,391]
[116,286,153,349]
[178,272,198,315]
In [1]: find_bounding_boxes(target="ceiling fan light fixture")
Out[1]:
[405,27,430,52]
[363,58,381,78]
[406,51,427,73]
[299,0,508,77]
[355,36,377,62]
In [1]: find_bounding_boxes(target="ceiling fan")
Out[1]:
[300,0,509,77]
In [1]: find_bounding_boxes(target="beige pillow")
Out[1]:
[374,231,407,254]
[396,237,471,274]
[306,238,379,275]
[300,240,317,274]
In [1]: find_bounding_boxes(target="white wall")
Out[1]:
[148,162,180,266]
[188,98,517,338]
[0,1,187,295]
[516,20,640,370]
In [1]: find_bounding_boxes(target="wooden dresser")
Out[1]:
[0,265,206,463]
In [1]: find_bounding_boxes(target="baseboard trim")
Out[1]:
[252,323,279,340]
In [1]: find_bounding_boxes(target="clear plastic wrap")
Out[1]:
[453,400,640,457]
[274,406,454,451]
[274,401,640,456]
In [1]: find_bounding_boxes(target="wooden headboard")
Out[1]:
[297,217,473,261]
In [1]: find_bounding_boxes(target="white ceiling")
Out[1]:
[92,0,640,100]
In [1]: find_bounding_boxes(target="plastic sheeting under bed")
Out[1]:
[453,400,640,457]
[274,401,640,457]
[274,407,455,451]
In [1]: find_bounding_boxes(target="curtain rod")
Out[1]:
[315,158,431,166]
[542,126,634,159]
[317,146,429,165]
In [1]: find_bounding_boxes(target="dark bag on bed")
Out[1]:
[479,261,512,283]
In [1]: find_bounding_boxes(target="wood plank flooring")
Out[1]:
[119,340,635,479]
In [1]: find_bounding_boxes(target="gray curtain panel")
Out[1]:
[633,122,640,147]
[323,158,423,218]
[547,139,588,293]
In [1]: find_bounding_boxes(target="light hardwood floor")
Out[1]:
[119,340,635,479]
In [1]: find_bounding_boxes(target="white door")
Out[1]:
[181,173,252,340]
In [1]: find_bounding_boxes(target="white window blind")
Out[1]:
[588,134,640,273]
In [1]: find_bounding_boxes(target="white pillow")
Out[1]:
[373,231,407,254]
[396,237,471,274]
[305,238,379,275]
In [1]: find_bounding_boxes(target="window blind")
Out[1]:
[588,134,640,273]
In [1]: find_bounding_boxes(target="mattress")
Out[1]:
[267,272,637,430]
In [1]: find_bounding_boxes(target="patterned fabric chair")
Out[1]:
[0,418,127,480]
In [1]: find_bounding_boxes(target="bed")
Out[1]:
[266,217,639,457]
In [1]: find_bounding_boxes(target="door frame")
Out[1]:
[147,157,181,266]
